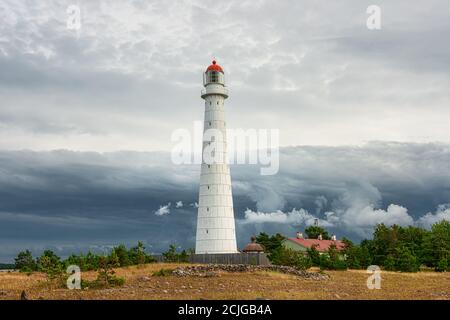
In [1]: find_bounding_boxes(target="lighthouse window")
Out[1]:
[206,229,208,234]
[217,101,219,105]
[210,71,218,83]
[209,122,211,126]
[207,207,209,211]
[207,185,210,190]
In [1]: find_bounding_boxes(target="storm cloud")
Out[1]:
[1,142,449,261]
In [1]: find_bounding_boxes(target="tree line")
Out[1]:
[256,220,450,272]
[12,220,450,277]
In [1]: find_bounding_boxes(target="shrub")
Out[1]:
[128,241,146,265]
[85,251,100,270]
[61,242,156,272]
[162,245,191,263]
[35,250,66,286]
[129,242,157,265]
[152,268,174,277]
[436,257,449,272]
[82,255,125,289]
[397,247,420,272]
[162,245,178,262]
[14,250,37,272]
[271,247,312,270]
[307,246,321,266]
[145,254,157,263]
[64,253,88,271]
[344,246,362,269]
[315,245,347,271]
[111,244,131,267]
[37,250,64,281]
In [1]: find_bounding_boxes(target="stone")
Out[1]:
[171,264,329,280]
[20,290,28,300]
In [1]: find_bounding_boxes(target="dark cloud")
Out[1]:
[0,142,449,261]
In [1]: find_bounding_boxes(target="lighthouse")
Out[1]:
[195,60,238,254]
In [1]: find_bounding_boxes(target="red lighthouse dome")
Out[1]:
[206,60,224,73]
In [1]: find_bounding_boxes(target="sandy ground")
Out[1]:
[0,263,449,300]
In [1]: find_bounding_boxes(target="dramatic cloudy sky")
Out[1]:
[0,1,449,261]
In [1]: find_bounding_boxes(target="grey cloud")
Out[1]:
[0,142,449,261]
[0,1,449,151]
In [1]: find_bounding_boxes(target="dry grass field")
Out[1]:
[0,263,449,300]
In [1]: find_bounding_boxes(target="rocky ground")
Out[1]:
[171,264,330,280]
[0,263,449,300]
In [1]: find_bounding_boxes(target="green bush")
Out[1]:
[129,241,149,265]
[152,268,174,277]
[306,246,321,266]
[111,244,131,267]
[328,244,347,270]
[14,250,37,272]
[162,245,191,263]
[60,242,156,271]
[397,247,420,272]
[83,255,125,288]
[37,250,64,283]
[436,257,449,272]
[270,247,312,270]
[383,255,396,271]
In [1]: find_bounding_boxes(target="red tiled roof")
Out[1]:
[287,238,345,252]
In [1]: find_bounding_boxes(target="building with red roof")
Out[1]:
[282,233,345,253]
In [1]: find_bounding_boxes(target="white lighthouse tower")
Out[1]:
[195,60,238,254]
